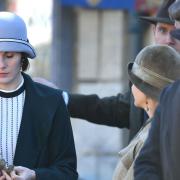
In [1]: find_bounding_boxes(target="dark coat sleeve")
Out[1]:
[68,90,131,129]
[34,94,78,180]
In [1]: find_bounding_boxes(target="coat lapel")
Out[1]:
[13,74,53,168]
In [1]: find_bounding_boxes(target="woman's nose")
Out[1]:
[0,57,7,69]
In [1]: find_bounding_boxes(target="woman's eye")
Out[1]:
[6,54,14,58]
[6,56,13,58]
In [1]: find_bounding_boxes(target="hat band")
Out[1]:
[0,38,35,51]
[132,62,174,89]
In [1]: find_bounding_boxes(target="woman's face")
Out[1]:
[131,84,147,108]
[0,52,22,90]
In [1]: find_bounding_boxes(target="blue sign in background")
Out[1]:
[60,0,135,10]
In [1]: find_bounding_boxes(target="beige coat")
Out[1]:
[112,118,152,180]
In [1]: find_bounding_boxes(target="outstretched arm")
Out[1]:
[33,77,131,129]
[68,90,131,128]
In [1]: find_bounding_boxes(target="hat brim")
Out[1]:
[139,16,174,25]
[170,29,180,40]
[0,40,36,59]
[128,62,162,100]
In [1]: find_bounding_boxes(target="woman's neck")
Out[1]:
[0,73,23,92]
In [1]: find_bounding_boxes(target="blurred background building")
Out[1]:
[0,0,161,179]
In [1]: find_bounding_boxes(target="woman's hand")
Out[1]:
[0,170,12,180]
[10,166,36,180]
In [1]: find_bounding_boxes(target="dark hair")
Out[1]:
[21,54,30,71]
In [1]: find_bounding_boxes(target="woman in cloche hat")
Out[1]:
[0,12,78,180]
[112,44,180,180]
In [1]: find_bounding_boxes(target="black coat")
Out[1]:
[134,80,180,180]
[68,89,144,140]
[14,73,78,180]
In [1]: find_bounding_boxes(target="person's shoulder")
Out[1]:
[23,73,66,106]
[170,80,180,90]
[34,81,63,98]
[34,80,61,92]
[31,82,65,107]
[32,76,66,100]
[160,80,180,105]
[163,80,180,96]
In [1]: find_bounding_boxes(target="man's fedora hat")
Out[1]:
[169,0,180,21]
[169,0,180,40]
[0,12,36,59]
[128,45,180,100]
[140,0,175,25]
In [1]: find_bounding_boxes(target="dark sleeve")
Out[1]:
[134,106,162,180]
[35,94,78,180]
[67,90,130,128]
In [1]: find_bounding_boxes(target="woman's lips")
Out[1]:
[0,73,8,77]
